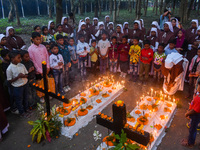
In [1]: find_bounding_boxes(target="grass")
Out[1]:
[0,9,199,35]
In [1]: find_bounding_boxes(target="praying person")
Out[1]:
[123,22,129,37]
[89,40,98,76]
[175,29,188,56]
[147,27,159,52]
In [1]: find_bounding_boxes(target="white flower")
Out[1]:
[93,130,102,141]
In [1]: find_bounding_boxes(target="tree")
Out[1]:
[56,0,63,25]
[109,0,113,15]
[155,0,158,15]
[65,0,68,14]
[172,0,176,14]
[179,0,188,23]
[198,0,200,15]
[98,0,101,16]
[117,0,121,17]
[159,0,163,15]
[8,0,14,22]
[187,0,195,20]
[36,0,40,15]
[144,0,149,16]
[79,0,84,15]
[1,0,5,19]
[48,0,53,18]
[20,0,25,17]
[113,0,116,23]
[128,0,132,13]
[94,0,98,17]
[135,0,141,19]
[12,0,21,25]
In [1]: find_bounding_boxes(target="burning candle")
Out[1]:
[137,101,139,107]
[151,88,153,97]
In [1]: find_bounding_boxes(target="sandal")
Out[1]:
[181,139,194,148]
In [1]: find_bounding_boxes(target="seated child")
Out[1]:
[76,34,90,81]
[42,26,53,43]
[129,37,141,82]
[108,36,118,73]
[49,44,65,95]
[153,43,166,82]
[6,51,30,118]
[139,40,154,85]
[118,36,130,78]
[90,40,98,76]
[56,34,71,92]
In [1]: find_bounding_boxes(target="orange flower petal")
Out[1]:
[27,145,31,148]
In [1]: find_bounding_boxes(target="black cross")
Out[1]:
[96,102,150,146]
[30,63,69,117]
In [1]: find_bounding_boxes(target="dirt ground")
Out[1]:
[0,35,199,150]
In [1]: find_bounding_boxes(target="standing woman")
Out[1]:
[48,20,56,35]
[128,20,143,43]
[171,18,180,37]
[146,21,161,37]
[185,19,198,45]
[123,22,129,37]
[106,22,115,40]
[61,17,73,36]
[176,29,188,56]
[112,24,124,44]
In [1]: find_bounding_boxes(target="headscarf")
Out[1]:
[164,22,174,33]
[108,22,114,30]
[198,26,200,31]
[165,52,183,69]
[61,17,68,25]
[93,17,99,25]
[48,20,54,30]
[98,21,105,30]
[123,22,129,29]
[176,29,185,48]
[105,15,110,22]
[151,21,160,30]
[171,17,179,28]
[85,17,90,21]
[78,22,86,32]
[140,19,144,28]
[116,24,123,34]
[0,34,5,41]
[134,20,142,30]
[191,19,199,28]
[150,27,158,37]
[6,26,14,37]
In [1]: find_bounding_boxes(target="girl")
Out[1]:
[61,17,73,36]
[147,21,161,37]
[123,22,129,37]
[171,18,180,37]
[91,18,99,38]
[147,27,159,52]
[112,24,124,44]
[42,26,53,43]
[34,25,41,34]
[106,22,115,40]
[85,17,92,30]
[48,20,56,35]
[104,15,110,30]
[176,29,188,56]
[77,22,90,43]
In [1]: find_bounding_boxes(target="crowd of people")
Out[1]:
[1,10,200,147]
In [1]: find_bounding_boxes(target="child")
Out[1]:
[56,34,71,92]
[139,40,154,85]
[164,39,178,55]
[50,44,65,95]
[34,25,42,34]
[0,34,8,51]
[89,40,98,76]
[42,26,53,43]
[153,44,166,82]
[187,48,200,98]
[68,38,79,81]
[118,36,130,78]
[28,32,50,103]
[98,32,111,75]
[48,20,56,35]
[21,50,38,108]
[6,51,30,118]
[76,34,90,81]
[53,24,68,41]
[42,42,51,56]
[108,36,118,73]
[129,37,141,81]
[147,27,159,52]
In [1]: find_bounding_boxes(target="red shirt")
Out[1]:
[117,43,130,62]
[189,95,200,113]
[108,44,118,60]
[140,48,154,64]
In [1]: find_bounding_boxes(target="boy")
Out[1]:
[53,24,68,41]
[28,32,50,103]
[129,37,141,81]
[50,44,65,95]
[76,34,90,81]
[21,50,38,109]
[6,51,30,118]
[98,32,111,75]
[153,44,166,82]
[164,39,178,55]
[139,40,154,85]
[108,36,118,74]
[118,36,130,78]
[68,38,78,81]
[56,34,71,92]
[90,40,98,76]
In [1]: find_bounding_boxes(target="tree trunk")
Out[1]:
[94,0,98,17]
[70,0,74,14]
[36,0,40,15]
[109,0,113,15]
[8,0,14,22]
[128,0,132,13]
[66,0,68,14]
[172,0,175,14]
[20,0,25,17]
[179,0,188,23]
[56,0,63,25]
[155,0,158,15]
[153,2,155,13]
[160,0,163,15]
[135,0,138,16]
[80,0,83,15]
[1,0,5,19]
[54,0,56,14]
[48,0,53,18]
[117,0,121,17]
[106,0,108,11]
[136,0,141,19]
[91,2,92,12]
[12,0,21,25]
[85,3,86,14]
[198,0,200,15]
[144,0,148,16]
[113,0,116,23]
[98,0,101,16]
[187,0,195,19]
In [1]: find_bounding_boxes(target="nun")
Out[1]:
[185,19,198,44]
[171,17,180,37]
[112,24,124,44]
[76,22,90,43]
[123,22,129,36]
[146,27,159,52]
[146,21,161,37]
[106,22,115,40]
[61,17,73,35]
[104,15,110,30]
[128,20,143,42]
[48,20,56,35]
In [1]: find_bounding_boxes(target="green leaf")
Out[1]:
[30,124,40,135]
[28,121,34,125]
[42,124,46,140]
[37,130,43,143]
[32,127,40,142]
[127,144,140,150]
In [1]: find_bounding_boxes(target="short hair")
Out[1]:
[56,34,63,40]
[50,43,58,50]
[78,34,84,39]
[133,37,139,41]
[91,40,96,44]
[143,40,151,45]
[169,39,176,45]
[69,12,73,17]
[9,51,20,59]
[102,31,108,36]
[20,50,28,57]
[111,36,117,40]
[0,49,10,58]
[122,35,128,40]
[42,26,48,32]
[56,24,62,28]
[32,32,41,39]
[69,37,74,41]
[164,9,168,13]
[42,42,49,46]
[158,43,165,48]
[33,25,40,31]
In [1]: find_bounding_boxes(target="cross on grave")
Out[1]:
[96,101,150,146]
[30,62,69,117]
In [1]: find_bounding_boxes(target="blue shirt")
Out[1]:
[58,45,71,64]
[165,48,178,55]
[160,15,169,30]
